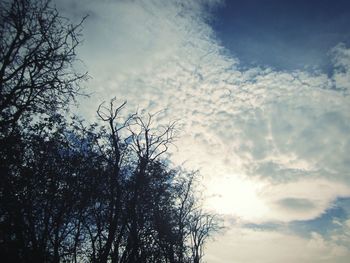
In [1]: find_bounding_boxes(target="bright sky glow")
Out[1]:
[205,174,268,221]
[55,0,350,262]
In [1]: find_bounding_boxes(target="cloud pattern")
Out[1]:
[55,0,350,262]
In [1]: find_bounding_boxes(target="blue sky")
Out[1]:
[55,0,350,262]
[211,0,350,71]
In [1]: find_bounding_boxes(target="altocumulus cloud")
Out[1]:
[55,0,350,262]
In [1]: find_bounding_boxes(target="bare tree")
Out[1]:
[189,211,219,263]
[96,99,179,263]
[0,1,221,263]
[0,95,220,263]
[128,111,177,162]
[0,0,87,133]
[95,98,135,263]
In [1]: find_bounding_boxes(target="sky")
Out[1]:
[211,0,350,71]
[55,0,350,262]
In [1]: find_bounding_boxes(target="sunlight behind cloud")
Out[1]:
[205,176,350,223]
[205,174,268,221]
[54,0,350,262]
[56,0,350,223]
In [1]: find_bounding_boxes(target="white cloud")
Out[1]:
[330,43,350,91]
[206,177,350,223]
[260,178,350,222]
[206,227,350,263]
[55,0,350,223]
[54,0,350,261]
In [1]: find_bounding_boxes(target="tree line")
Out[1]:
[0,1,219,262]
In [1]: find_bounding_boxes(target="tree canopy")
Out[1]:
[0,1,219,263]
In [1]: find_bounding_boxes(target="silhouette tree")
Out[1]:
[0,0,86,134]
[190,211,218,263]
[0,1,87,261]
[0,100,219,263]
[0,1,220,263]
